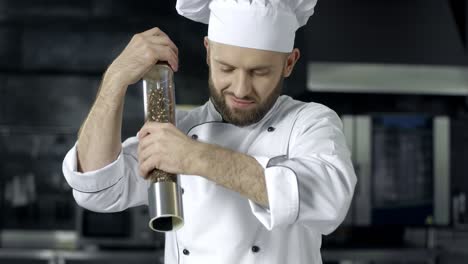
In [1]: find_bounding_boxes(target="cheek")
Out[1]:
[212,72,231,90]
[252,77,277,97]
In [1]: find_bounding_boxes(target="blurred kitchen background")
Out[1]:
[1,0,468,263]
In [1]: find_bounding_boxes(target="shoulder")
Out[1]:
[175,102,212,133]
[277,97,348,156]
[275,96,341,128]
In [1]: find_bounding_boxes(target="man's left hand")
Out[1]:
[137,121,269,206]
[137,122,200,178]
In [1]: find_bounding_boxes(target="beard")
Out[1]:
[208,72,283,127]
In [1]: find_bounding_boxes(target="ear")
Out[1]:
[283,48,300,78]
[204,36,210,66]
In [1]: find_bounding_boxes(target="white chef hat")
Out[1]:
[176,0,318,53]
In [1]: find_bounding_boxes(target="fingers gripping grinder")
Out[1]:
[142,63,184,232]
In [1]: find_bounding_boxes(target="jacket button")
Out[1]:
[251,245,260,253]
[191,134,198,140]
[267,126,275,132]
[183,249,190,255]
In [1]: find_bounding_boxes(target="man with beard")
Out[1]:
[62,0,356,263]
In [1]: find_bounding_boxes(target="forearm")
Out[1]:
[77,74,127,172]
[193,143,269,207]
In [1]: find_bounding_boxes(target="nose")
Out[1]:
[231,71,253,99]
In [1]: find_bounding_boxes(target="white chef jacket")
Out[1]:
[62,95,357,264]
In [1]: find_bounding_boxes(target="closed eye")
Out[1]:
[220,67,234,73]
[253,69,270,76]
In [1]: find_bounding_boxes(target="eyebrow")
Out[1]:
[213,59,272,71]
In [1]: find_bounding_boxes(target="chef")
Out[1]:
[62,0,357,263]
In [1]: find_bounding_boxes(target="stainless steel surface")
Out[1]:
[434,117,451,225]
[0,249,56,264]
[0,249,164,264]
[341,115,355,226]
[354,116,372,226]
[148,181,184,232]
[321,248,439,263]
[4,247,468,264]
[435,229,468,253]
[0,248,445,263]
[0,230,77,249]
[307,62,468,95]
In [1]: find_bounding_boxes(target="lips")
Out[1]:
[232,97,254,104]
[229,96,255,108]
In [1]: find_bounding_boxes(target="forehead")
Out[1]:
[209,40,286,68]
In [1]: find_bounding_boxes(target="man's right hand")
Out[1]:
[75,27,178,173]
[105,27,179,89]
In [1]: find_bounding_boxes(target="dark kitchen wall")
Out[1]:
[0,0,211,135]
[305,0,468,66]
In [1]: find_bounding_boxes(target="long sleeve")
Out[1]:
[62,109,190,213]
[62,136,149,212]
[249,106,357,235]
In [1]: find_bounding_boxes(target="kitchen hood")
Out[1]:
[307,62,468,96]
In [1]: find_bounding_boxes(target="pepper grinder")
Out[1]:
[142,62,184,232]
